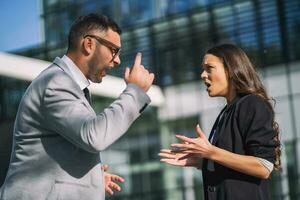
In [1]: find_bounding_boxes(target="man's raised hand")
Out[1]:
[124,52,154,92]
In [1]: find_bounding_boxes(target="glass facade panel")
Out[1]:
[265,65,289,97]
[0,78,29,119]
[290,62,300,94]
[293,96,300,138]
[120,0,154,26]
[275,97,294,141]
[285,0,300,60]
[284,141,300,199]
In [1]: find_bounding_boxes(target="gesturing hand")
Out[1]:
[103,168,125,196]
[124,52,155,92]
[171,125,214,159]
[159,149,202,168]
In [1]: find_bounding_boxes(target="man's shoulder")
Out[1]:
[33,63,76,89]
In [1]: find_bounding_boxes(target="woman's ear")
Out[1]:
[225,67,232,79]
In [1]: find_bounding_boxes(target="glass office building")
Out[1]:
[2,0,300,199]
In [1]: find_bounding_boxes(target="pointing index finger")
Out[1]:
[133,52,142,69]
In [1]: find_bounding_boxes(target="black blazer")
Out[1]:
[202,94,277,200]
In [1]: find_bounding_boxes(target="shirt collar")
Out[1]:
[62,55,90,90]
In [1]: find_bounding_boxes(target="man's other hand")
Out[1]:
[104,171,125,196]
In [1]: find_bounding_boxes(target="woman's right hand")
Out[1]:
[159,149,202,169]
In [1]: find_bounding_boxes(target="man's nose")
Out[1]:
[113,55,121,65]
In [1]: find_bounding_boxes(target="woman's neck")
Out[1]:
[225,84,237,104]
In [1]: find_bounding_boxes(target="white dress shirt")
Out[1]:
[62,55,90,90]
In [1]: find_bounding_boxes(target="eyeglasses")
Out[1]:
[84,34,121,60]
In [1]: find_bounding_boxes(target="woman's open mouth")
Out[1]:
[205,82,211,89]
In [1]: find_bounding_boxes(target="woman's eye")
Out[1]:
[206,66,212,72]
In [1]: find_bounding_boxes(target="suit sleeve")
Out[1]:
[237,95,277,163]
[43,82,151,153]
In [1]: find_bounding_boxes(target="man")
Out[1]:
[0,13,154,200]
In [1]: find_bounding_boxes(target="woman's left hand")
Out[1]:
[171,124,214,159]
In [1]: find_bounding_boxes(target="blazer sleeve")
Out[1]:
[237,95,277,163]
[43,79,151,153]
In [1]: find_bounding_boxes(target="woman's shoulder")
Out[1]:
[237,93,267,107]
[234,93,272,116]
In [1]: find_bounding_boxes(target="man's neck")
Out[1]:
[66,51,88,77]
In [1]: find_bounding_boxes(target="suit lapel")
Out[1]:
[52,57,95,113]
[211,106,227,145]
[212,95,243,145]
[212,112,226,145]
[53,57,73,77]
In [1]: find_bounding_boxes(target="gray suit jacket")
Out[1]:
[0,57,150,200]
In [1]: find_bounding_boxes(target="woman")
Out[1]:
[159,44,281,200]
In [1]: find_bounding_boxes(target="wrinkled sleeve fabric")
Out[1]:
[237,95,277,163]
[43,79,151,153]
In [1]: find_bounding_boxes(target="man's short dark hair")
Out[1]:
[67,13,121,52]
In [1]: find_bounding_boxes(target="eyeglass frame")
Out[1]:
[84,34,121,61]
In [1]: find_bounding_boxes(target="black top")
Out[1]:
[202,94,277,200]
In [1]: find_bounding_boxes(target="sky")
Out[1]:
[0,0,40,52]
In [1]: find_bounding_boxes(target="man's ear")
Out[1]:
[82,37,94,55]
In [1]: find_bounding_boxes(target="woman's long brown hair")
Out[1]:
[207,44,281,170]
